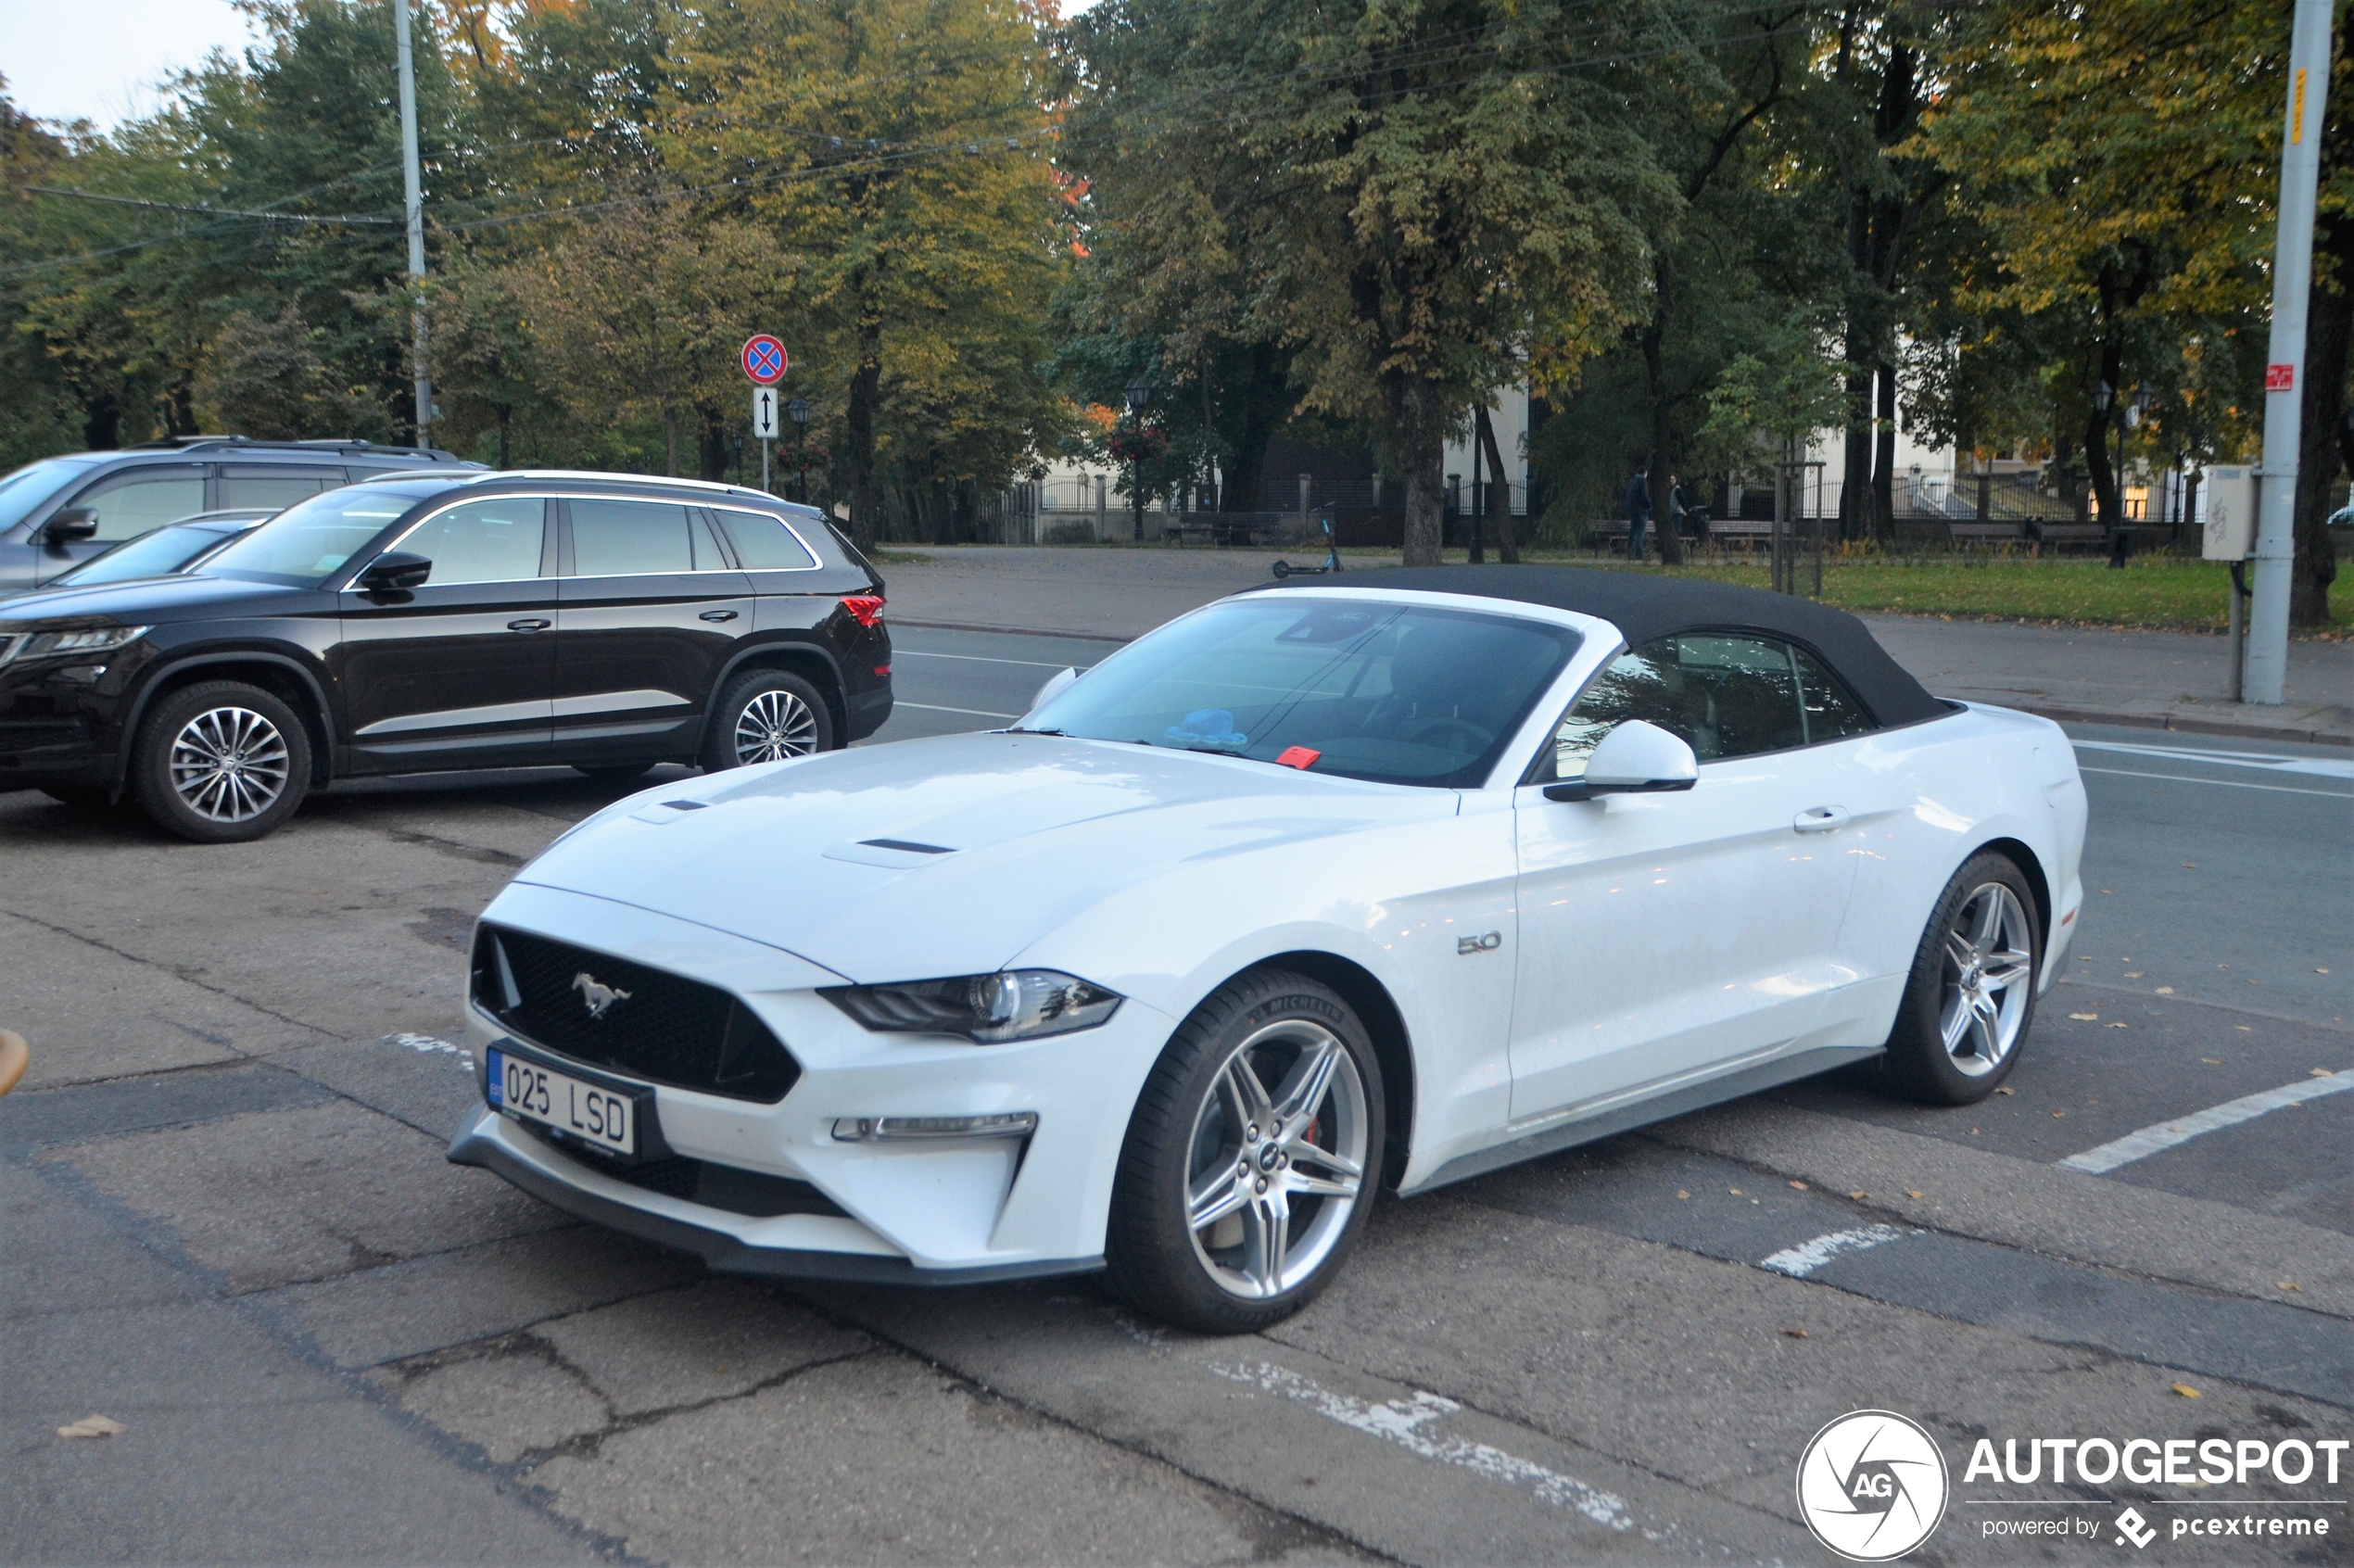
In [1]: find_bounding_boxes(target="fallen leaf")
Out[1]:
[2317,968,2331,975]
[1728,1187,1743,1195]
[2172,1384,2201,1399]
[2154,986,2174,995]
[1970,1127,1981,1134]
[1993,1086,2015,1095]
[2052,1109,2067,1118]
[2124,971,2145,979]
[2202,1057,2221,1064]
[2311,1069,2335,1079]
[2069,1012,2099,1021]
[2101,888,2114,894]
[1677,1190,1690,1200]
[1788,1181,1809,1190]
[1906,1190,1925,1199]
[2278,1282,2303,1292]
[1779,1327,1810,1339]
[1848,1191,1867,1200]
[57,1415,125,1440]
[2183,863,2196,869]
[2236,1026,2253,1032]
[2107,1022,2129,1029]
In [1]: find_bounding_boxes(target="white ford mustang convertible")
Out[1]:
[450,567,2087,1330]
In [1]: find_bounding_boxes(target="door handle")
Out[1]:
[699,610,740,623]
[506,617,551,632]
[1793,805,1849,833]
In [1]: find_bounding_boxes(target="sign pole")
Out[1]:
[762,438,772,494]
[2247,0,2334,704]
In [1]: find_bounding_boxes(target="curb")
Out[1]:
[2014,703,2354,749]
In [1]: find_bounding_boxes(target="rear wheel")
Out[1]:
[1105,969,1383,1332]
[129,680,311,843]
[1880,852,2041,1105]
[701,669,832,772]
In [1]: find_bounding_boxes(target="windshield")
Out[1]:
[198,486,422,587]
[1019,597,1579,788]
[0,455,106,533]
[56,523,241,587]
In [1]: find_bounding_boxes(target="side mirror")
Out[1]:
[1543,719,1699,802]
[43,507,99,546]
[1028,666,1078,713]
[355,551,433,592]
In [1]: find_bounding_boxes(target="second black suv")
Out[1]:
[0,470,892,841]
[0,436,475,596]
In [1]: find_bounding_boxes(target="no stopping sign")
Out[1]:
[741,335,788,385]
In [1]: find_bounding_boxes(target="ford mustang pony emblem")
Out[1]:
[572,972,631,1020]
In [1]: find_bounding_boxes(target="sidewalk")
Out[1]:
[877,546,2353,746]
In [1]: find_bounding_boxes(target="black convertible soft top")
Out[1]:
[1249,564,1949,727]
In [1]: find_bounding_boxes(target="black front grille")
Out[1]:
[515,1120,844,1218]
[473,924,800,1103]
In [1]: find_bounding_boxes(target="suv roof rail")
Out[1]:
[125,436,471,462]
[493,469,808,504]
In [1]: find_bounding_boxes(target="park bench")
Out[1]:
[1947,521,2026,549]
[2032,522,2108,552]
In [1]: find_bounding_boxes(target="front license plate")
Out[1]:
[487,1046,637,1157]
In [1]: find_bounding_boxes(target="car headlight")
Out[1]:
[0,626,149,667]
[822,969,1122,1043]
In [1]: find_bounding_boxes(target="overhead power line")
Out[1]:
[20,186,404,225]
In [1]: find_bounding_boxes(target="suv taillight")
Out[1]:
[840,595,884,628]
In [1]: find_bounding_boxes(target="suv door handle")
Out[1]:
[506,617,551,632]
[699,610,740,623]
[1793,805,1849,833]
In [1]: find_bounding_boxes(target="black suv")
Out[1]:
[0,436,475,597]
[0,471,892,841]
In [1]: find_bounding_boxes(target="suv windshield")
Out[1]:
[0,455,106,532]
[199,486,424,587]
[1019,597,1579,788]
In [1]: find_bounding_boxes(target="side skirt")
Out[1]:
[1400,1044,1883,1196]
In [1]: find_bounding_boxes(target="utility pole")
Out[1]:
[394,0,432,446]
[2248,0,2334,703]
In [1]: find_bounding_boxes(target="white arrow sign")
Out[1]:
[752,386,780,439]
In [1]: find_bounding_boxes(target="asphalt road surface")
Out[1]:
[3,620,2348,1566]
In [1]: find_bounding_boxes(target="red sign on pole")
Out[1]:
[2266,362,2297,392]
[741,335,789,385]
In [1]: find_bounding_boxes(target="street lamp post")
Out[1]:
[787,398,811,504]
[1124,378,1150,542]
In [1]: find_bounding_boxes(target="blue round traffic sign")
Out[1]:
[741,335,788,385]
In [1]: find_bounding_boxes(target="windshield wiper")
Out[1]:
[1004,725,1069,737]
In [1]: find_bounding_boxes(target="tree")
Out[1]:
[1072,0,1673,565]
[664,0,1069,546]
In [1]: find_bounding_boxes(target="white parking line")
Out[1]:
[893,650,1094,671]
[2057,1071,2354,1174]
[1209,1361,1637,1532]
[2072,740,2354,781]
[892,702,1021,719]
[2075,766,2348,799]
[1758,1224,1909,1277]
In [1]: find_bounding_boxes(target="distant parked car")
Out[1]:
[0,436,476,596]
[43,510,277,591]
[0,470,892,841]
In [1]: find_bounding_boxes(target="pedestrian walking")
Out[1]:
[1624,465,1652,560]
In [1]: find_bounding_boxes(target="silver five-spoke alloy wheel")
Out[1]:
[1939,881,2034,1076]
[733,689,819,765]
[1183,1019,1369,1299]
[168,705,291,824]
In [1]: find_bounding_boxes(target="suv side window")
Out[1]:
[70,466,207,542]
[395,499,548,586]
[219,465,346,511]
[712,508,817,569]
[1536,632,1807,781]
[569,499,697,576]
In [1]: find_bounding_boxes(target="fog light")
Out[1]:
[831,1112,1038,1142]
